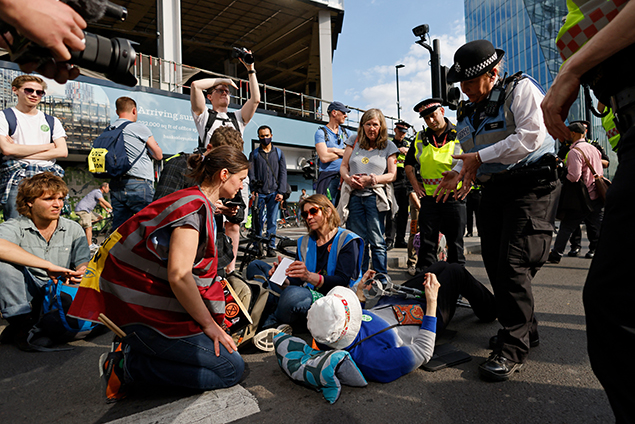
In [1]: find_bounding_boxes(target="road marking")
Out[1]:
[105,385,259,424]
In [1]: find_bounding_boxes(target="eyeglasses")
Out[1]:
[301,207,321,219]
[23,87,46,97]
[214,88,231,95]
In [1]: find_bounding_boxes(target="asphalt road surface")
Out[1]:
[0,248,614,423]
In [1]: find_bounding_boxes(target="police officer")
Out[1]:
[405,98,465,272]
[385,121,412,250]
[436,40,561,382]
[542,1,635,420]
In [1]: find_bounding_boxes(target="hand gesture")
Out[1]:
[423,272,440,304]
[433,170,461,203]
[46,264,83,284]
[356,269,376,302]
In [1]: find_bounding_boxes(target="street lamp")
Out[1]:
[395,64,405,120]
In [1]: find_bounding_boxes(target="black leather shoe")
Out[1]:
[547,251,561,264]
[489,334,540,350]
[585,250,595,259]
[266,248,277,258]
[394,240,408,249]
[479,353,523,382]
[567,247,581,257]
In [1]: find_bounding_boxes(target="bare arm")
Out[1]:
[240,57,260,125]
[376,153,397,184]
[315,142,341,163]
[146,135,163,160]
[406,164,426,198]
[98,197,112,211]
[190,78,238,116]
[167,226,237,356]
[0,239,82,282]
[339,145,354,185]
[20,137,68,160]
[542,0,635,141]
[0,135,52,157]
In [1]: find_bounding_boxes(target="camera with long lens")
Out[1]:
[0,0,138,87]
[231,47,254,65]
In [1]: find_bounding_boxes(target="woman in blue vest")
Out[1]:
[247,194,362,350]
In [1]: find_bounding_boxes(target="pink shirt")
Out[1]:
[566,139,603,200]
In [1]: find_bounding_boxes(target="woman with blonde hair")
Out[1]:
[339,108,398,274]
[247,194,362,350]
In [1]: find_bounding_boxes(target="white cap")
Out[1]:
[307,286,362,349]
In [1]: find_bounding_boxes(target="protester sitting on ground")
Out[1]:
[247,194,363,351]
[68,145,248,401]
[307,261,496,383]
[74,182,112,247]
[0,172,90,350]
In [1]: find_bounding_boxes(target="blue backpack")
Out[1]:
[88,121,142,178]
[35,277,100,343]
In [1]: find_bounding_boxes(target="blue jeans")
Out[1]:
[2,182,19,220]
[111,178,154,229]
[0,262,46,318]
[246,260,313,328]
[122,324,244,390]
[346,194,387,274]
[255,193,279,248]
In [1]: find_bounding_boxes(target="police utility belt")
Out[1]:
[477,154,560,187]
[610,85,635,136]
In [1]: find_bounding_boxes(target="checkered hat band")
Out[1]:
[464,52,498,78]
[423,102,442,110]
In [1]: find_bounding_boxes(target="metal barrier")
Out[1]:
[132,52,401,130]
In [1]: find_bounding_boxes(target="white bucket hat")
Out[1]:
[307,286,362,349]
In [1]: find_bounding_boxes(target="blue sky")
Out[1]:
[332,0,466,130]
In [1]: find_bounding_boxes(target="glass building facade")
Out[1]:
[464,0,614,165]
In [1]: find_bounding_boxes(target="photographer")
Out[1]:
[306,261,496,383]
[190,49,260,143]
[0,0,87,83]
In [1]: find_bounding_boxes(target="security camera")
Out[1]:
[412,24,429,38]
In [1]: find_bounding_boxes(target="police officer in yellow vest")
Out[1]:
[436,40,561,382]
[385,121,412,250]
[543,1,635,420]
[404,98,466,272]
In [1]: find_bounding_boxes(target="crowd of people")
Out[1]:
[0,1,632,419]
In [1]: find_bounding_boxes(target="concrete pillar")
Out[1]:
[157,0,182,92]
[318,10,333,120]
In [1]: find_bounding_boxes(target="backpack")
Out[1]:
[87,121,142,178]
[253,147,292,199]
[2,108,55,161]
[198,109,240,149]
[224,273,270,348]
[29,277,101,348]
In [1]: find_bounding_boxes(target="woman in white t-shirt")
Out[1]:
[340,109,398,274]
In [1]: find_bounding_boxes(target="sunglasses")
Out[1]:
[214,88,231,95]
[23,87,46,97]
[301,207,321,219]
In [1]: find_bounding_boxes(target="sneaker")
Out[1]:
[89,243,100,250]
[100,341,128,403]
[253,328,286,352]
[407,266,417,276]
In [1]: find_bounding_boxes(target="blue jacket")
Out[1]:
[248,146,287,195]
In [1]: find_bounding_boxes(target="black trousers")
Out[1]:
[479,178,561,364]
[416,196,466,269]
[465,189,482,235]
[584,125,635,423]
[385,183,410,244]
[552,198,603,256]
[401,261,496,334]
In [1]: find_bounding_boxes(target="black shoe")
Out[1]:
[585,250,595,259]
[466,233,473,238]
[386,241,394,251]
[567,247,581,257]
[394,241,408,249]
[547,251,561,264]
[489,334,540,350]
[478,353,523,382]
[266,248,277,258]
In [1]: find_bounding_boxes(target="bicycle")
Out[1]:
[237,232,297,274]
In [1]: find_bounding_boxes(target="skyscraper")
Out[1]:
[464,0,610,150]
